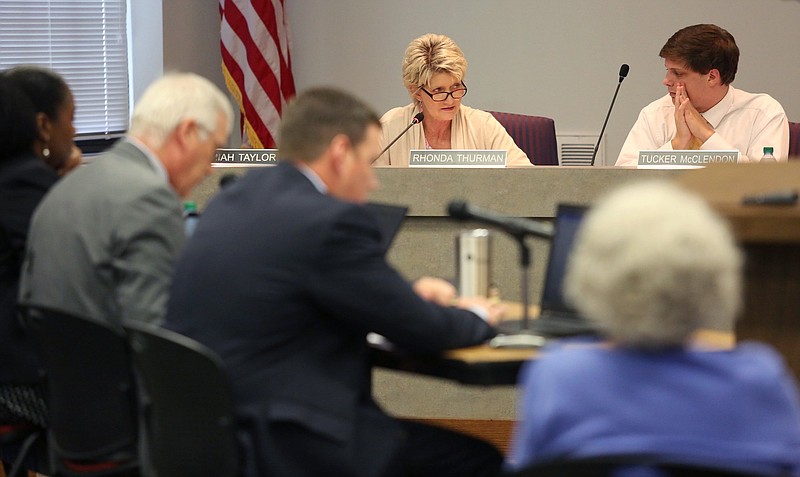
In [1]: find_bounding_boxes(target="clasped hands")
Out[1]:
[671,84,714,150]
[413,276,505,326]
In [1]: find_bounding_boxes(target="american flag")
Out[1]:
[220,0,296,148]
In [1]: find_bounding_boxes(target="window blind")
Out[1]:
[0,0,129,139]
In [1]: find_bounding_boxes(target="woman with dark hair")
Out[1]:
[4,65,82,175]
[0,66,79,473]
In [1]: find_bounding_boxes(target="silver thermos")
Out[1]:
[456,229,491,297]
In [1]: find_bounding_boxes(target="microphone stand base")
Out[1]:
[489,331,546,349]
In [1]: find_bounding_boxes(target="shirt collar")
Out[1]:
[701,85,734,129]
[125,136,169,182]
[295,163,328,194]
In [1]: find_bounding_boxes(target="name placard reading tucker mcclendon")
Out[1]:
[409,149,508,168]
[213,149,278,167]
[637,150,739,169]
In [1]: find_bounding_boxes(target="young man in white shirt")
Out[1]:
[616,24,789,166]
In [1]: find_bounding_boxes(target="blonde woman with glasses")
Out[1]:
[376,33,531,167]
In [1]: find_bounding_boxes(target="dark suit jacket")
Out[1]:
[0,154,58,383]
[166,162,496,477]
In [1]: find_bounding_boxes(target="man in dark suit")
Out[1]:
[19,73,232,326]
[165,88,504,477]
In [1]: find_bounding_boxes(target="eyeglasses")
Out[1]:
[419,82,467,102]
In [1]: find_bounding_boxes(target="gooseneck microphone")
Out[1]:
[371,112,424,165]
[590,63,630,166]
[447,200,553,239]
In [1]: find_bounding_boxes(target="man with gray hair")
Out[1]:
[19,72,232,325]
[508,181,800,473]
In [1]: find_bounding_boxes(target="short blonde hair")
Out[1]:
[402,33,467,96]
[564,181,742,348]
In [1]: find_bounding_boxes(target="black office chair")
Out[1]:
[22,306,140,477]
[123,321,239,477]
[506,454,791,477]
[0,420,44,477]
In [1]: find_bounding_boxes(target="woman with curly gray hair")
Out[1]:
[508,181,800,474]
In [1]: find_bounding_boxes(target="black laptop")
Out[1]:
[364,202,409,255]
[527,203,596,337]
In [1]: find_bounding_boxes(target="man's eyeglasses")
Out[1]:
[419,82,467,102]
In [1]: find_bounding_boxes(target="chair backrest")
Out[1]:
[789,121,800,160]
[0,422,46,477]
[489,111,558,165]
[123,321,239,477]
[21,306,139,476]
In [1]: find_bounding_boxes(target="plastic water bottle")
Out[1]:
[183,201,200,237]
[761,146,777,163]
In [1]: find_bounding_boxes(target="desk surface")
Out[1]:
[443,328,734,362]
[371,305,540,385]
[373,303,735,386]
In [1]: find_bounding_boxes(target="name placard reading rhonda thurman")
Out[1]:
[213,149,278,167]
[409,149,508,168]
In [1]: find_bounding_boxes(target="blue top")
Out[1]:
[508,339,800,475]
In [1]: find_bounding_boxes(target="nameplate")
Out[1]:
[213,148,278,167]
[409,149,508,168]
[637,150,739,169]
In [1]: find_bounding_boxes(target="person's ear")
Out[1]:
[328,134,350,174]
[173,119,196,149]
[707,68,721,86]
[408,85,422,102]
[35,112,51,144]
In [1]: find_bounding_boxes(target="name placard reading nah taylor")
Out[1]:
[637,150,739,169]
[409,149,507,168]
[213,149,278,167]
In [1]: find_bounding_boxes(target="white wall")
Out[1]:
[283,0,800,164]
[129,0,163,106]
[162,0,224,92]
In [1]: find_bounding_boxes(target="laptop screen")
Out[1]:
[364,202,409,255]
[539,204,587,313]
